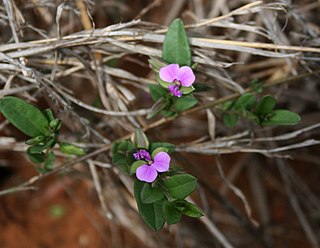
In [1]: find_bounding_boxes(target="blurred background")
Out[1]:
[1,0,320,247]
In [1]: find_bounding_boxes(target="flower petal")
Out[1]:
[152,152,170,172]
[159,64,179,83]
[136,165,158,183]
[177,66,195,87]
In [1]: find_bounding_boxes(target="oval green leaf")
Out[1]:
[255,95,276,115]
[234,93,256,110]
[223,113,239,127]
[149,84,167,102]
[262,110,301,126]
[175,200,204,218]
[151,147,169,158]
[164,174,197,200]
[134,180,165,231]
[26,147,45,164]
[173,95,198,112]
[59,142,86,156]
[163,18,191,66]
[141,184,165,204]
[163,201,182,225]
[133,128,149,149]
[180,85,195,95]
[149,142,175,154]
[130,160,146,174]
[0,96,49,137]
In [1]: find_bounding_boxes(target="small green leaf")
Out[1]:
[164,174,197,200]
[174,200,204,218]
[141,184,165,204]
[130,160,146,174]
[26,147,45,164]
[149,84,168,102]
[163,201,182,225]
[49,119,61,132]
[29,144,47,154]
[26,135,44,145]
[223,101,234,111]
[149,142,175,154]
[0,96,49,137]
[59,142,86,156]
[112,140,135,175]
[234,93,256,110]
[43,108,55,122]
[255,95,276,115]
[180,85,195,95]
[162,110,178,117]
[148,57,167,73]
[134,180,165,231]
[151,147,169,158]
[156,74,171,89]
[262,110,301,126]
[163,18,191,66]
[133,128,149,149]
[44,151,55,171]
[147,97,168,119]
[223,113,239,127]
[173,95,198,112]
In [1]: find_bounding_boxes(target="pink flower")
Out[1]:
[134,150,171,183]
[159,64,195,97]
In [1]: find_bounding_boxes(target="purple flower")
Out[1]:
[159,64,195,97]
[135,151,170,183]
[133,149,151,161]
[168,85,182,97]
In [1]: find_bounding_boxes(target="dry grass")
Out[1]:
[1,0,320,247]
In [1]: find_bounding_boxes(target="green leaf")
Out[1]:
[234,93,256,110]
[149,84,168,102]
[148,57,167,73]
[262,110,301,126]
[174,200,204,218]
[26,135,44,145]
[164,174,197,200]
[49,119,61,132]
[149,142,175,154]
[141,184,165,204]
[28,144,48,154]
[163,18,191,66]
[0,96,49,137]
[156,74,171,89]
[26,147,45,164]
[162,110,178,117]
[223,113,239,127]
[223,101,234,111]
[130,160,146,174]
[44,151,55,171]
[43,108,55,122]
[134,180,165,231]
[59,142,86,156]
[180,85,195,95]
[151,147,169,158]
[173,95,198,112]
[133,128,149,149]
[163,201,182,225]
[255,95,276,115]
[147,97,168,119]
[111,140,135,175]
